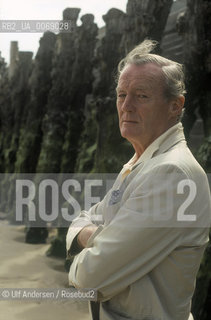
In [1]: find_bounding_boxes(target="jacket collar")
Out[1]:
[123,122,186,172]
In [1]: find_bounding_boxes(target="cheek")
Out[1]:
[116,104,122,117]
[137,108,150,120]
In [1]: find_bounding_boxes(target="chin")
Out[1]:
[120,129,128,139]
[120,130,134,141]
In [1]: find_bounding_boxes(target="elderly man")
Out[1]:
[66,40,211,320]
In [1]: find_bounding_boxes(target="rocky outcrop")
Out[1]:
[177,1,211,319]
[35,9,98,174]
[177,0,211,146]
[15,32,56,174]
[25,8,98,245]
[0,56,11,172]
[35,9,81,173]
[60,13,98,173]
[4,51,33,173]
[121,0,173,53]
[161,0,186,62]
[0,50,33,216]
[9,41,19,79]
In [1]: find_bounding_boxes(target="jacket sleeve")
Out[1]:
[66,201,105,257]
[66,171,125,257]
[68,165,192,301]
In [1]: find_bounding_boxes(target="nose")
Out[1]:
[121,95,135,112]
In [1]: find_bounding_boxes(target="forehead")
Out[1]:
[117,63,164,90]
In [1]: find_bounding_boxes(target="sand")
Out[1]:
[0,220,90,320]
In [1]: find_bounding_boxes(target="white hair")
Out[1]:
[118,39,186,99]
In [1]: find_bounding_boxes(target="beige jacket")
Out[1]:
[66,123,211,320]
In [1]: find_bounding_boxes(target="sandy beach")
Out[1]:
[0,220,89,320]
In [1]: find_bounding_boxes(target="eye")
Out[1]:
[137,94,148,99]
[117,94,126,99]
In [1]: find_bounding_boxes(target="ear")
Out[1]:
[169,95,185,117]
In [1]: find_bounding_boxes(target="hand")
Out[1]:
[77,225,98,249]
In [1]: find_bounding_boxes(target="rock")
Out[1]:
[60,13,98,173]
[176,1,211,318]
[3,50,33,174]
[15,31,56,174]
[9,41,19,79]
[178,0,211,143]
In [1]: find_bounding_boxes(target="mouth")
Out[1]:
[122,120,138,124]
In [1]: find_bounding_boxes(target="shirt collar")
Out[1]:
[123,122,186,172]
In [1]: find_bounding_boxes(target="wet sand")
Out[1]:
[0,220,89,320]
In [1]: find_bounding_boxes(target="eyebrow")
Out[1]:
[116,86,122,91]
[116,86,149,92]
[116,87,126,93]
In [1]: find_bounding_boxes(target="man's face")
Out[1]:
[116,63,175,151]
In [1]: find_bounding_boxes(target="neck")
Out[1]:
[131,144,145,163]
[130,122,179,163]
